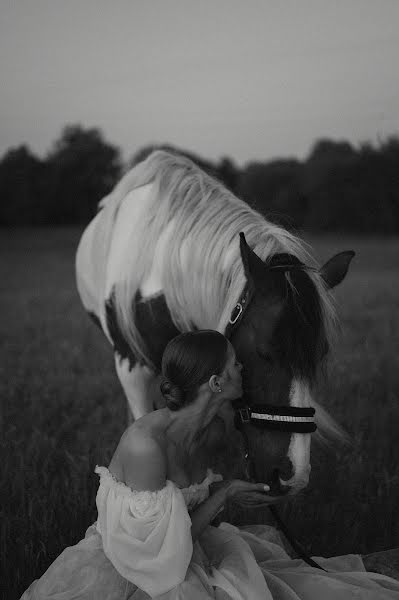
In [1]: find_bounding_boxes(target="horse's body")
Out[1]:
[76,150,354,502]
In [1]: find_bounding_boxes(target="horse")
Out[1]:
[75,149,355,505]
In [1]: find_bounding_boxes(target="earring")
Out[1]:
[218,389,222,393]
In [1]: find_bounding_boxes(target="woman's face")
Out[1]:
[219,341,243,401]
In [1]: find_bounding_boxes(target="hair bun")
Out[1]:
[160,377,185,411]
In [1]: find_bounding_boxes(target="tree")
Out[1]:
[216,156,240,194]
[303,137,399,232]
[307,139,356,165]
[0,145,47,225]
[239,159,305,230]
[46,125,122,224]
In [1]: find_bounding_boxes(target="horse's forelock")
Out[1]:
[273,267,338,385]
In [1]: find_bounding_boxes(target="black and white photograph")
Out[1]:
[1,1,399,598]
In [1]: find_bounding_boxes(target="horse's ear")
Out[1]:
[239,232,251,277]
[239,232,263,283]
[239,232,293,296]
[319,250,356,289]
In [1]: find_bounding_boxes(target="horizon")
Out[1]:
[1,1,398,166]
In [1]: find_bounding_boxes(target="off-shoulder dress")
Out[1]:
[20,466,399,599]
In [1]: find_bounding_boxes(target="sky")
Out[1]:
[1,1,398,165]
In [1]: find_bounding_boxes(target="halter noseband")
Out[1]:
[236,404,317,433]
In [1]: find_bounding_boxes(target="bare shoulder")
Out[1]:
[118,426,167,492]
[121,425,160,449]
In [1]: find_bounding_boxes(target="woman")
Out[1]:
[21,331,399,599]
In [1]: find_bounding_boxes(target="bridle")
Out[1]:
[225,275,328,572]
[224,278,316,436]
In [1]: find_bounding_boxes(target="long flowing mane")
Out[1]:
[102,151,338,367]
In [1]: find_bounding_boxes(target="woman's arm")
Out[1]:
[190,483,230,542]
[99,434,193,598]
[190,479,271,542]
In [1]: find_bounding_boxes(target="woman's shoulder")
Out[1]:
[120,418,167,454]
[111,423,167,492]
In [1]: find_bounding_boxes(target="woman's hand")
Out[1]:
[209,479,284,506]
[191,477,279,541]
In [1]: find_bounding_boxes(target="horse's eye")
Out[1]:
[320,339,329,359]
[256,347,274,364]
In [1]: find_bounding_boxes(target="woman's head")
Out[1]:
[160,330,242,411]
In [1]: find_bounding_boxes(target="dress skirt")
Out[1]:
[20,521,399,600]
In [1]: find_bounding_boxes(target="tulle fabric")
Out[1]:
[95,467,193,596]
[20,468,399,599]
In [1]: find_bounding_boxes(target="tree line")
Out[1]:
[1,124,398,232]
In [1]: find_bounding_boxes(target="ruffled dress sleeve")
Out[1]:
[180,467,224,512]
[94,466,193,598]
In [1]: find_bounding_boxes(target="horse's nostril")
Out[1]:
[268,468,291,496]
[270,469,279,482]
[278,457,294,481]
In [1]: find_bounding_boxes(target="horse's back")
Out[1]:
[104,183,154,298]
[76,211,103,315]
[76,183,154,318]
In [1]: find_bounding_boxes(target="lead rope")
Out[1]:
[237,418,328,572]
[268,505,328,572]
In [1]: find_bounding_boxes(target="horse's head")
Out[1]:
[228,233,355,503]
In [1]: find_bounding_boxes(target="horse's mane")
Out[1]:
[104,150,337,360]
[101,150,346,443]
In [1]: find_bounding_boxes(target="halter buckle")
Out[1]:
[229,303,243,325]
[238,407,251,423]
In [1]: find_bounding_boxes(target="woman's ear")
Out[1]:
[208,374,222,394]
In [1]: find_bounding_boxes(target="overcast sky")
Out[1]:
[1,1,398,165]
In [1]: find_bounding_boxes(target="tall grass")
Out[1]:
[1,229,398,599]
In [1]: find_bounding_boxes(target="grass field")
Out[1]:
[1,228,399,599]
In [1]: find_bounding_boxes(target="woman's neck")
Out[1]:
[155,389,220,454]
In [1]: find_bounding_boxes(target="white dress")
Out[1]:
[20,466,399,599]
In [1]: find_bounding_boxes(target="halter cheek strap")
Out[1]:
[224,252,317,341]
[224,281,255,339]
